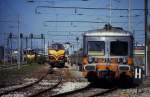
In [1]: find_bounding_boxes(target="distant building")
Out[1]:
[134,45,144,66]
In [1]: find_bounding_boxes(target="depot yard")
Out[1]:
[1,63,150,97]
[0,63,87,89]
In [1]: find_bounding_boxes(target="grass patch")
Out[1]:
[16,63,42,74]
[0,63,43,87]
[0,63,41,75]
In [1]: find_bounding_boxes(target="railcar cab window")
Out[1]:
[88,41,105,56]
[110,41,128,56]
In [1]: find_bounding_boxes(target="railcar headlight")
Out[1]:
[118,58,123,63]
[123,58,127,64]
[88,56,94,63]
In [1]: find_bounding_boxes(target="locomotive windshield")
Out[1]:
[88,41,105,56]
[24,49,35,55]
[51,44,64,50]
[110,41,128,56]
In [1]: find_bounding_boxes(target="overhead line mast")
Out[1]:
[144,0,148,76]
[17,14,21,69]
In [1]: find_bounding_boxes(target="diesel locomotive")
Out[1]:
[48,43,66,67]
[81,24,142,84]
[24,49,36,63]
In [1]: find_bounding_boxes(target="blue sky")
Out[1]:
[0,0,149,51]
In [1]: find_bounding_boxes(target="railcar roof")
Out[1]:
[84,25,132,37]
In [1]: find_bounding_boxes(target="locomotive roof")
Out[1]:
[51,43,63,45]
[84,25,132,37]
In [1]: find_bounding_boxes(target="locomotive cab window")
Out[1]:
[88,41,105,56]
[110,41,128,56]
[51,44,64,50]
[28,50,35,55]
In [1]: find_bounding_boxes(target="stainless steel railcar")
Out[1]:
[81,24,142,83]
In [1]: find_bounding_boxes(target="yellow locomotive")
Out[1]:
[24,49,36,63]
[48,43,66,67]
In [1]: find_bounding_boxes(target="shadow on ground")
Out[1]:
[88,78,140,89]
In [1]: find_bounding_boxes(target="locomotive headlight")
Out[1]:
[59,56,64,60]
[88,56,94,63]
[49,56,55,60]
[27,54,35,59]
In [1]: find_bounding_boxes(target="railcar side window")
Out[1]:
[110,41,128,56]
[88,41,105,56]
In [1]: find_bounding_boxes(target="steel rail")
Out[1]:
[28,74,63,97]
[50,85,117,97]
[88,87,118,97]
[50,85,92,97]
[0,68,50,96]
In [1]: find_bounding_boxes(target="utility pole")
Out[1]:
[144,0,148,76]
[41,34,45,55]
[20,33,23,65]
[76,37,79,66]
[43,35,45,56]
[17,14,21,69]
[9,33,13,65]
[31,33,33,49]
[26,37,28,49]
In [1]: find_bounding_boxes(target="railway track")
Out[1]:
[50,84,91,97]
[88,87,118,97]
[0,68,63,97]
[29,75,62,97]
[0,72,48,96]
[50,84,118,97]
